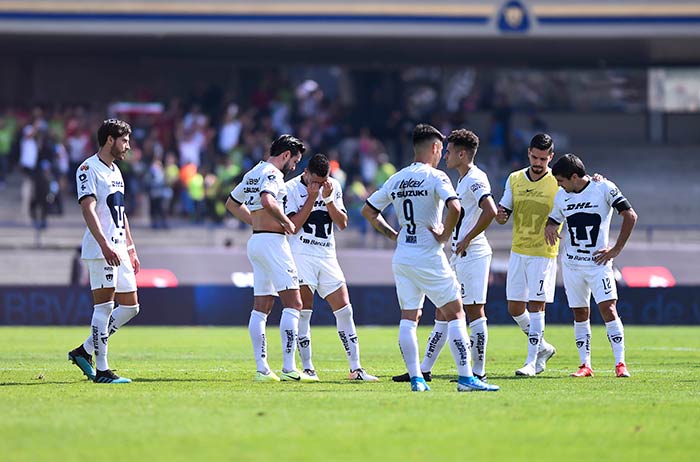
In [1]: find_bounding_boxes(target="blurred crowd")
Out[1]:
[0,67,637,231]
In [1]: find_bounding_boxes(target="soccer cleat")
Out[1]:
[93,369,131,384]
[615,362,631,378]
[68,345,96,380]
[535,343,557,374]
[410,376,430,392]
[392,371,432,382]
[254,370,281,382]
[349,368,379,381]
[456,375,500,392]
[280,369,318,382]
[302,369,321,382]
[515,363,537,377]
[571,364,594,377]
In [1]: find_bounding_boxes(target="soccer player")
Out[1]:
[495,133,559,377]
[226,135,315,382]
[284,153,378,382]
[392,129,497,383]
[545,153,636,378]
[67,119,140,384]
[362,123,499,392]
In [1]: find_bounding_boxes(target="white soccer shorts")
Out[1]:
[452,254,491,305]
[86,249,137,293]
[247,232,299,296]
[506,252,557,303]
[562,262,618,308]
[393,255,461,310]
[294,253,346,299]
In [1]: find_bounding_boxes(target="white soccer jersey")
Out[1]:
[230,161,286,212]
[284,175,345,258]
[76,154,128,259]
[549,179,628,266]
[367,162,458,265]
[451,165,492,260]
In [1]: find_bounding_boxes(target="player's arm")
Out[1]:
[288,182,321,233]
[123,214,140,274]
[79,196,120,266]
[361,202,398,242]
[261,192,295,234]
[431,198,461,244]
[322,181,347,230]
[455,195,497,254]
[544,217,562,246]
[495,177,513,225]
[593,204,638,265]
[225,197,252,226]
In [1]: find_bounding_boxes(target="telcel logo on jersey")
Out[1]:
[566,202,597,211]
[397,178,425,189]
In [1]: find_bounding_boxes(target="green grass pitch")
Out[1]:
[1,325,699,462]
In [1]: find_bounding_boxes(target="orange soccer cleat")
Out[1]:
[615,362,631,378]
[570,364,594,377]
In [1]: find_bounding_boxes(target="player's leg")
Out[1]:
[250,295,277,381]
[592,267,628,377]
[277,288,303,377]
[564,264,594,377]
[506,253,532,337]
[325,283,378,381]
[533,256,558,372]
[297,285,316,376]
[465,304,487,379]
[461,255,491,380]
[393,263,427,391]
[417,309,447,380]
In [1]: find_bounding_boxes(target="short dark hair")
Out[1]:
[530,133,554,153]
[270,134,306,158]
[412,124,444,147]
[552,153,587,179]
[97,119,131,147]
[308,153,330,177]
[446,129,479,157]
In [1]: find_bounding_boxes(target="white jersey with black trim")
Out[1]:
[451,164,492,260]
[230,161,286,213]
[549,179,628,267]
[367,162,458,265]
[285,175,345,258]
[76,154,127,259]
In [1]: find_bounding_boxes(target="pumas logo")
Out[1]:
[529,336,539,345]
[576,341,585,348]
[610,335,623,344]
[298,338,310,348]
[106,274,113,282]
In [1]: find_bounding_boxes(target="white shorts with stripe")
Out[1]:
[506,252,557,303]
[562,262,618,308]
[393,254,460,311]
[452,254,491,305]
[86,248,137,293]
[294,253,346,299]
[247,232,299,296]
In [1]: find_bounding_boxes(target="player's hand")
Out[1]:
[100,244,121,266]
[281,218,296,235]
[129,249,140,274]
[307,181,321,200]
[544,224,561,246]
[321,181,333,200]
[591,173,607,182]
[495,206,510,225]
[593,246,620,265]
[429,223,446,242]
[455,238,470,255]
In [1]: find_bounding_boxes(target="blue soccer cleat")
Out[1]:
[94,369,132,384]
[68,345,96,380]
[457,375,500,392]
[410,376,430,392]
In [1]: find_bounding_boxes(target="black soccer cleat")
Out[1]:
[94,369,132,384]
[68,345,96,380]
[392,371,432,382]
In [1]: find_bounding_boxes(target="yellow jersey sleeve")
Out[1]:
[509,169,561,258]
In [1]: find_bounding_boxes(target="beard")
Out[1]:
[111,144,126,160]
[531,165,544,174]
[281,159,296,175]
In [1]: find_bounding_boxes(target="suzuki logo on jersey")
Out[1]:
[566,201,597,211]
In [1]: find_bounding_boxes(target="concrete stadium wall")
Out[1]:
[2,285,699,326]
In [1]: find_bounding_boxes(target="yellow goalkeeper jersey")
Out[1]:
[500,168,560,258]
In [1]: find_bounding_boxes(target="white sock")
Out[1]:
[512,311,530,335]
[606,318,626,365]
[334,305,361,371]
[525,311,545,365]
[249,310,270,373]
[84,304,140,355]
[420,320,448,373]
[469,317,488,377]
[574,320,592,367]
[448,319,473,377]
[398,319,421,378]
[280,308,300,373]
[89,301,114,371]
[297,309,314,371]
